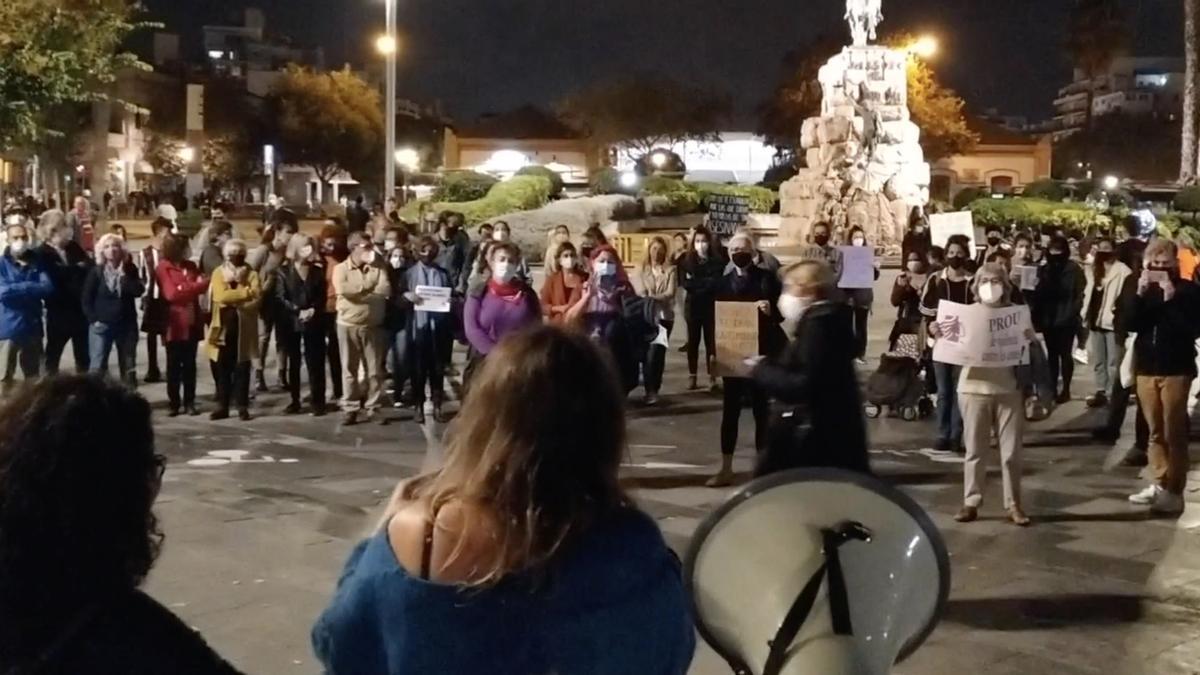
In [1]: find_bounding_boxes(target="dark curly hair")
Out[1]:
[0,376,163,657]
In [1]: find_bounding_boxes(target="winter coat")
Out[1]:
[38,242,91,321]
[1081,260,1132,331]
[333,259,391,328]
[156,259,209,343]
[274,261,327,335]
[206,266,261,363]
[1117,275,1200,377]
[1034,259,1085,329]
[81,262,144,326]
[716,264,786,361]
[0,252,52,341]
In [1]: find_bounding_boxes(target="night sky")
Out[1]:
[142,0,1182,125]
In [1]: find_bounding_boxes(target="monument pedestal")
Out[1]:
[779,45,930,249]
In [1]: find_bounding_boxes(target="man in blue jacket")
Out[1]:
[0,222,53,391]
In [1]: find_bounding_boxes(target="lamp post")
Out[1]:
[394,147,419,205]
[377,0,398,201]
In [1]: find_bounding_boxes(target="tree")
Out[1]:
[1174,185,1200,218]
[142,129,186,179]
[0,0,147,151]
[267,65,384,201]
[558,74,732,162]
[757,32,977,163]
[1053,113,1180,182]
[1184,0,1199,183]
[1065,0,1128,133]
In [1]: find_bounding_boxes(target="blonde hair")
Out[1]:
[222,238,248,259]
[640,235,672,271]
[1146,237,1179,260]
[94,233,125,264]
[287,233,316,261]
[782,260,835,299]
[402,325,629,586]
[971,262,1014,303]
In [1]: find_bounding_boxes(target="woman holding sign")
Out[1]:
[920,234,974,453]
[952,263,1032,527]
[403,237,456,424]
[706,234,784,488]
[844,227,880,365]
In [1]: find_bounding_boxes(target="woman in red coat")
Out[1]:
[156,233,210,416]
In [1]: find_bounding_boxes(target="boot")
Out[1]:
[255,369,269,393]
[413,403,426,425]
[277,369,289,391]
[688,375,699,390]
[705,455,735,488]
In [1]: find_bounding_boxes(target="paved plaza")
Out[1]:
[80,271,1200,674]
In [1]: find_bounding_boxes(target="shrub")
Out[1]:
[967,197,1107,231]
[641,176,687,196]
[634,149,686,177]
[433,170,499,202]
[645,190,702,216]
[1174,186,1200,216]
[952,187,987,210]
[515,165,564,196]
[413,175,553,226]
[1022,179,1066,202]
[760,163,799,190]
[590,167,639,196]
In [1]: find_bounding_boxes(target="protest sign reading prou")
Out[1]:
[932,301,1031,368]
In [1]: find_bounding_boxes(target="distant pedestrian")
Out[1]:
[138,217,173,383]
[464,243,540,380]
[402,237,454,424]
[844,226,879,364]
[1081,236,1131,410]
[638,236,677,405]
[1034,235,1085,403]
[679,226,724,391]
[921,234,974,453]
[320,224,349,401]
[566,245,638,394]
[346,195,371,234]
[540,242,587,324]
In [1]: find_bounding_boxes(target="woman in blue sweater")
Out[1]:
[312,325,694,675]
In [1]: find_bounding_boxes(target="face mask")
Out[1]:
[299,245,314,260]
[492,261,516,283]
[229,254,246,267]
[978,282,1003,305]
[384,240,398,252]
[906,261,922,273]
[732,252,753,268]
[777,294,811,322]
[1048,252,1066,264]
[359,250,376,266]
[492,231,508,242]
[987,236,1002,246]
[813,234,830,247]
[1094,251,1114,264]
[390,252,405,270]
[9,240,27,256]
[560,256,576,270]
[594,261,616,277]
[946,256,965,270]
[420,249,436,263]
[695,242,709,256]
[852,237,865,247]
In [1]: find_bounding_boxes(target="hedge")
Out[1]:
[399,175,554,226]
[966,197,1111,231]
[1021,179,1067,202]
[639,178,776,213]
[515,165,564,196]
[433,170,500,203]
[590,168,638,196]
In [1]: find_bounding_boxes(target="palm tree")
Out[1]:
[1183,0,1199,184]
[1065,0,1128,133]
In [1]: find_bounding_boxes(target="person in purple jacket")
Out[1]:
[463,242,541,382]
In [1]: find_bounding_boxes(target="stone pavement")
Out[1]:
[64,271,1200,674]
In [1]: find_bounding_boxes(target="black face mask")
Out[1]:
[1048,252,1067,265]
[732,252,753,269]
[1094,251,1114,264]
[946,256,965,270]
[987,236,1002,246]
[229,255,246,267]
[813,234,830,247]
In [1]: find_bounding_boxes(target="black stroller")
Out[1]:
[863,350,932,422]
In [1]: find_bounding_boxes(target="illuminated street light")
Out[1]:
[178,146,195,164]
[1102,175,1120,191]
[394,147,420,173]
[375,34,397,55]
[620,171,638,189]
[650,151,668,169]
[908,35,939,59]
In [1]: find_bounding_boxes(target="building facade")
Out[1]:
[930,120,1053,203]
[1051,56,1184,140]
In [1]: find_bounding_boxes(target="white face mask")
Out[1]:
[492,260,516,283]
[978,282,1004,305]
[906,261,922,273]
[852,237,866,247]
[594,261,616,277]
[389,250,404,269]
[695,242,709,256]
[8,240,27,256]
[493,230,508,242]
[384,240,398,252]
[777,294,811,322]
[559,256,576,270]
[299,245,314,260]
[360,249,376,266]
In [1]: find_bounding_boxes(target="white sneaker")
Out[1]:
[1073,348,1089,365]
[1150,490,1185,515]
[1129,484,1163,505]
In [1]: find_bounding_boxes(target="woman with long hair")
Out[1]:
[82,233,144,384]
[567,245,639,393]
[1081,236,1131,409]
[639,236,677,404]
[539,241,588,324]
[206,239,261,421]
[543,225,572,275]
[275,234,328,416]
[157,233,209,416]
[678,226,725,391]
[312,326,694,674]
[0,376,242,673]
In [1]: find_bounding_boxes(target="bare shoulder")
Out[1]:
[387,499,500,584]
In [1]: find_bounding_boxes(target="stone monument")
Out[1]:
[778,0,930,248]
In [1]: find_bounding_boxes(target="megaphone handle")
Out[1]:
[761,529,857,675]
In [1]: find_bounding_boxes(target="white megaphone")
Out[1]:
[685,468,950,675]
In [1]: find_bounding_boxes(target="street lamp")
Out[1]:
[1103,175,1120,191]
[178,146,195,164]
[620,171,638,189]
[378,0,398,201]
[908,35,939,59]
[394,147,420,205]
[650,151,668,169]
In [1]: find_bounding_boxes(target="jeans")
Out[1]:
[45,311,88,374]
[165,341,198,411]
[88,320,137,379]
[1138,375,1193,495]
[1044,324,1077,396]
[0,335,42,385]
[283,327,326,408]
[410,327,446,406]
[389,326,410,394]
[851,306,870,359]
[685,301,715,376]
[933,361,963,444]
[720,377,770,456]
[1088,329,1122,395]
[643,320,674,394]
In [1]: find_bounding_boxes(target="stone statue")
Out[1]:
[845,0,883,47]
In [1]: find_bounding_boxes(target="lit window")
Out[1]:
[207,50,225,60]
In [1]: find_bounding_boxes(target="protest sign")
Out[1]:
[837,246,876,289]
[1013,265,1039,291]
[929,211,976,251]
[414,285,452,313]
[931,301,1031,368]
[707,194,751,236]
[715,302,760,377]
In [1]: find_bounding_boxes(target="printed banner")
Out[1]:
[932,301,1032,367]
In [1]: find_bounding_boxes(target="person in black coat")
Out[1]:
[679,225,727,392]
[275,234,328,416]
[707,233,785,487]
[82,234,144,384]
[1034,235,1086,403]
[753,260,870,477]
[38,222,92,373]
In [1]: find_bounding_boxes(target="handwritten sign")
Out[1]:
[837,246,876,289]
[1013,265,1039,291]
[932,301,1031,368]
[414,285,451,313]
[715,302,760,378]
[707,194,751,236]
[929,211,976,252]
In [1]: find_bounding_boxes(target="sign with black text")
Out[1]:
[707,194,751,236]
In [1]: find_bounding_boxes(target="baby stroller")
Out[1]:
[863,335,932,422]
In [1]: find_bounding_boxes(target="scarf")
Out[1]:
[487,278,524,299]
[103,263,122,296]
